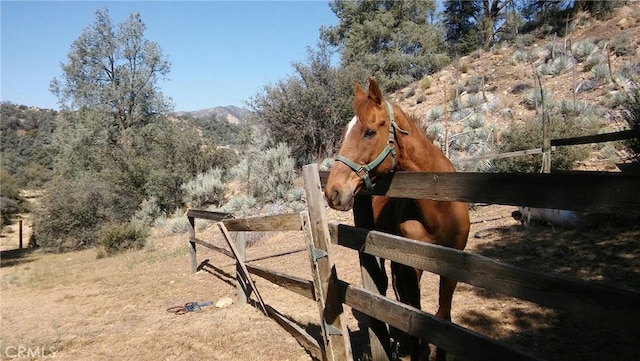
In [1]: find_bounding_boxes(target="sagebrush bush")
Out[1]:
[181,167,226,208]
[571,40,597,61]
[154,208,190,235]
[222,194,257,216]
[131,196,161,226]
[419,76,432,90]
[96,221,148,257]
[522,88,553,110]
[584,52,603,71]
[591,63,610,84]
[551,55,575,75]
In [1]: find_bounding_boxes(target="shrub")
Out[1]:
[222,194,257,216]
[571,40,597,62]
[620,89,640,161]
[493,117,591,173]
[426,107,444,123]
[522,88,553,110]
[34,174,113,249]
[591,63,610,84]
[419,76,432,90]
[242,142,296,203]
[512,50,529,63]
[96,221,148,257]
[584,52,603,71]
[551,55,575,75]
[131,196,161,226]
[181,168,226,208]
[154,208,190,235]
[319,158,334,171]
[610,34,631,56]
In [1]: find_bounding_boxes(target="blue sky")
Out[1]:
[1,1,338,111]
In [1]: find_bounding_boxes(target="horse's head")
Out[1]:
[325,78,408,211]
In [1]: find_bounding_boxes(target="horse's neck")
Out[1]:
[395,118,454,172]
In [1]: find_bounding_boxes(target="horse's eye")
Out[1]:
[364,128,376,139]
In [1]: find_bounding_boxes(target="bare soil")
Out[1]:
[1,205,638,361]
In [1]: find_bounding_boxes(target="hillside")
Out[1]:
[173,105,250,125]
[388,4,640,171]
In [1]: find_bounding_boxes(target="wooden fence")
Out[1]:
[186,159,639,361]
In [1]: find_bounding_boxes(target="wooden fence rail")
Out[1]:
[457,128,639,163]
[319,171,640,215]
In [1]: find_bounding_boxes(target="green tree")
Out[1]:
[321,0,449,92]
[443,0,482,55]
[250,43,368,164]
[50,8,171,146]
[38,9,181,249]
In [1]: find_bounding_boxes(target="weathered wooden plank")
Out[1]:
[188,216,197,273]
[303,164,354,361]
[264,304,325,361]
[246,263,315,301]
[319,171,640,216]
[337,280,542,361]
[329,223,640,336]
[186,209,232,221]
[190,237,234,259]
[551,129,640,146]
[223,213,302,232]
[217,223,268,315]
[236,232,247,306]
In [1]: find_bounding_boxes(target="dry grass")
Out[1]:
[2,205,638,361]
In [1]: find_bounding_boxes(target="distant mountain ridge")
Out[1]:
[173,105,250,124]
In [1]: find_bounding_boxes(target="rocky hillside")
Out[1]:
[388,4,640,171]
[173,105,250,124]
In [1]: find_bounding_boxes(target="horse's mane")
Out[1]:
[353,96,435,142]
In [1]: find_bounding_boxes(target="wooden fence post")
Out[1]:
[353,194,392,361]
[19,219,23,249]
[302,163,353,361]
[188,215,197,273]
[236,232,247,306]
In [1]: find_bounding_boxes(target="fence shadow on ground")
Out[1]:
[461,220,640,361]
[0,248,36,268]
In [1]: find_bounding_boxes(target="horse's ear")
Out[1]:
[354,81,367,100]
[367,77,383,105]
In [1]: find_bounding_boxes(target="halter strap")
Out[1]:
[335,100,409,190]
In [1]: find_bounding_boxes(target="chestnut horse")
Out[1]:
[325,78,470,361]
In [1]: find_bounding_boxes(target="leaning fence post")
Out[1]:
[235,231,247,306]
[188,214,197,273]
[302,163,353,361]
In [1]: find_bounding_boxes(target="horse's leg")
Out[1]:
[433,276,458,361]
[391,262,424,361]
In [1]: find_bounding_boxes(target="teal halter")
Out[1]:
[335,100,409,190]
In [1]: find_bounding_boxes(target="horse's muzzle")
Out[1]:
[325,186,355,211]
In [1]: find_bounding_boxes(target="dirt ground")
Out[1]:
[1,204,638,361]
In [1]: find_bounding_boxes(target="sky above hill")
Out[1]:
[1,1,338,111]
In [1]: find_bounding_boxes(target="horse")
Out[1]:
[324,78,470,361]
